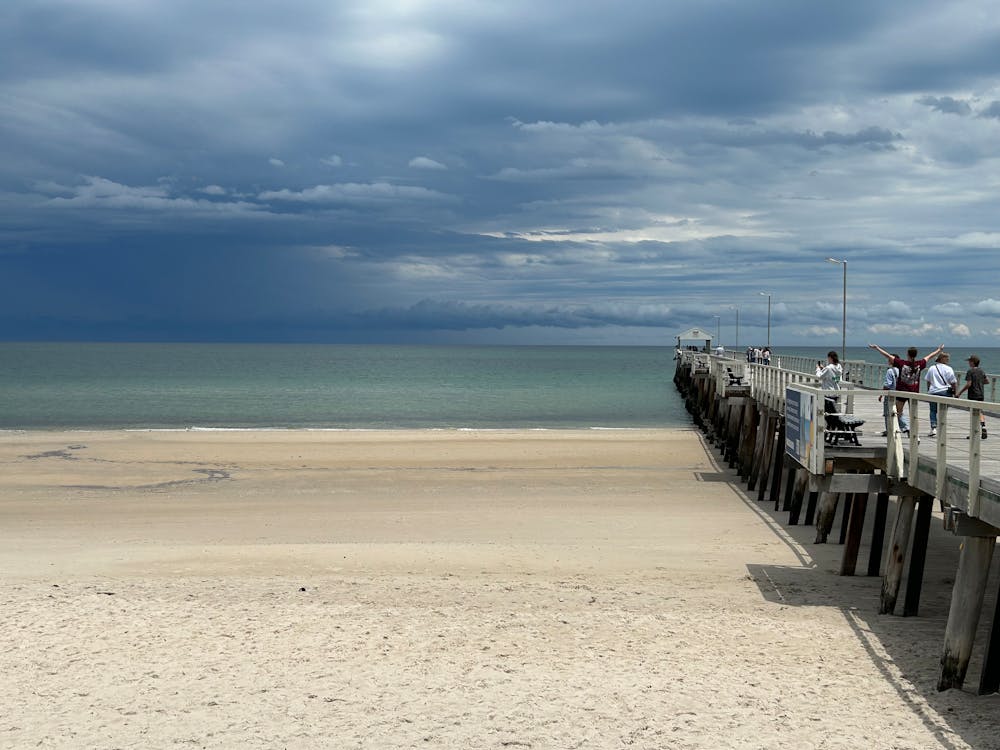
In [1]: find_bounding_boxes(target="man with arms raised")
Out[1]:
[869,343,945,426]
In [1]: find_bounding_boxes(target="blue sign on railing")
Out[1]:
[785,387,816,470]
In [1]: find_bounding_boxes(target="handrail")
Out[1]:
[747,362,858,416]
[774,354,999,402]
[883,390,990,518]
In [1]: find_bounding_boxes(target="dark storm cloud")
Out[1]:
[917,95,973,115]
[3,0,1000,344]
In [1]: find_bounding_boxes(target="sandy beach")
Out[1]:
[1,428,999,749]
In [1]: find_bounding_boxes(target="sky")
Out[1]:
[3,0,1000,347]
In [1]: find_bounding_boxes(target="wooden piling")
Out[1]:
[880,495,917,615]
[769,419,786,509]
[978,575,1000,695]
[840,493,869,576]
[781,460,797,512]
[938,536,997,691]
[804,490,819,526]
[814,492,839,543]
[788,469,808,525]
[748,409,770,492]
[738,402,759,480]
[754,412,776,499]
[867,491,890,577]
[726,401,744,469]
[902,495,934,617]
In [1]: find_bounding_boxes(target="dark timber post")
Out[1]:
[754,412,776,500]
[748,408,769,492]
[788,469,808,525]
[769,419,785,509]
[840,492,870,576]
[781,459,797,512]
[903,494,934,617]
[978,574,1000,695]
[814,492,839,543]
[838,494,853,545]
[804,491,819,527]
[867,491,890,577]
[938,535,997,691]
[880,495,917,615]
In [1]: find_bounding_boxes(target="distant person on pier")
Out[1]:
[923,353,957,438]
[955,355,990,440]
[715,343,725,356]
[815,351,843,411]
[868,343,944,424]
[762,347,771,366]
[878,356,910,435]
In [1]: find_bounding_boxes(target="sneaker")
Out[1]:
[879,431,888,437]
[983,428,989,440]
[928,429,937,438]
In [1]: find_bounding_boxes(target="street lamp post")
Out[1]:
[825,258,847,358]
[758,292,772,349]
[712,315,721,350]
[729,305,740,351]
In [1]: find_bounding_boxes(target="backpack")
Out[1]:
[899,361,920,387]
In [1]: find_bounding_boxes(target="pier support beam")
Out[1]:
[753,411,776,499]
[814,492,839,543]
[781,460,797,512]
[769,420,786,509]
[978,574,1000,695]
[748,408,770,492]
[938,535,996,691]
[803,491,819,527]
[726,401,744,469]
[788,469,808,525]
[738,403,759,480]
[840,493,869,576]
[867,491,890,577]
[880,495,917,615]
[903,495,934,617]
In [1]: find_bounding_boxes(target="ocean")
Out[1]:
[0,343,688,430]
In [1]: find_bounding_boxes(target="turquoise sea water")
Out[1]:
[0,344,688,430]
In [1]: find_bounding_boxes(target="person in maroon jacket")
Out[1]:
[869,342,944,423]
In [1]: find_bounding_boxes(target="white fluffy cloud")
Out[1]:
[408,156,447,170]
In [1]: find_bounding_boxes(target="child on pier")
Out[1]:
[955,354,990,440]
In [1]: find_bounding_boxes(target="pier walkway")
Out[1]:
[675,350,1000,695]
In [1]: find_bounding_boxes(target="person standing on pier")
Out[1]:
[868,343,944,424]
[816,351,843,411]
[955,354,990,440]
[924,353,957,437]
[878,356,910,435]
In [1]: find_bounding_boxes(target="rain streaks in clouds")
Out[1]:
[3,0,1000,344]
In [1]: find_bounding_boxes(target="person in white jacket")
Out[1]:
[924,353,957,438]
[816,350,843,411]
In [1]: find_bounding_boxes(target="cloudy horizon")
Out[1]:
[4,0,1000,346]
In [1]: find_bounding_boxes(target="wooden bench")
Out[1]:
[824,413,865,446]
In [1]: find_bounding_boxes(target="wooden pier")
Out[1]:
[674,350,1000,694]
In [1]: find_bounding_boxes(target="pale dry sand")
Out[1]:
[1,428,998,749]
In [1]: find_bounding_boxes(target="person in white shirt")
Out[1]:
[816,350,843,411]
[924,353,957,438]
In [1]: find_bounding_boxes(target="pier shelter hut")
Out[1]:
[676,327,714,353]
